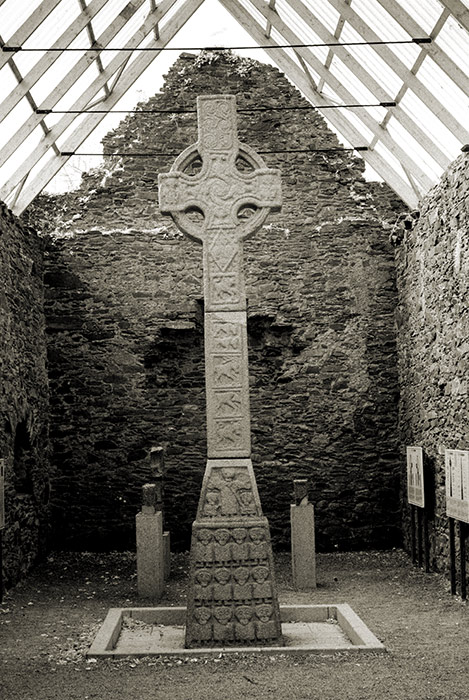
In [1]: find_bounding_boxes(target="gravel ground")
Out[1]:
[1,549,468,700]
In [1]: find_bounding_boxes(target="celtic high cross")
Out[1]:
[159,95,283,647]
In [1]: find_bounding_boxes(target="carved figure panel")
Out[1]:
[211,355,242,388]
[201,467,259,519]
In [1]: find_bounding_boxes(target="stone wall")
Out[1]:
[28,51,405,552]
[0,202,50,587]
[395,153,469,572]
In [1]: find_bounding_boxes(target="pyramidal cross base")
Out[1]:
[185,460,282,647]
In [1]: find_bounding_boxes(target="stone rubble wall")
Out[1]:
[395,153,469,572]
[0,202,50,587]
[26,51,405,552]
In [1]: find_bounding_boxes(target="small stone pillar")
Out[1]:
[149,446,170,580]
[136,483,165,599]
[290,479,316,590]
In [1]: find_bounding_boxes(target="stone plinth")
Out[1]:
[136,510,165,600]
[291,503,317,590]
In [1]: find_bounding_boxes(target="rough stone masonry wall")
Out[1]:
[28,51,405,552]
[395,153,469,572]
[0,203,50,587]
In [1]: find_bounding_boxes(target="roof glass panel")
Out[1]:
[353,0,412,40]
[1,0,469,209]
[386,116,443,182]
[338,22,407,92]
[436,13,469,74]
[401,0,444,34]
[418,54,469,116]
[302,0,340,34]
[327,55,379,104]
[276,0,330,63]
[0,0,44,39]
[399,88,463,156]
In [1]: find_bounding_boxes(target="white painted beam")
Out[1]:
[0,0,63,70]
[374,0,469,98]
[441,0,469,35]
[0,0,110,123]
[283,0,450,170]
[10,0,206,213]
[0,0,147,171]
[371,8,450,142]
[217,0,419,207]
[1,0,179,200]
[322,0,469,143]
[317,0,350,93]
[246,0,434,192]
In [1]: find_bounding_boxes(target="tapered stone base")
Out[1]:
[185,517,283,647]
[185,458,283,648]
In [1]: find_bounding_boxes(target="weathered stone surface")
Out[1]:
[185,518,281,647]
[0,202,50,588]
[205,312,251,458]
[159,95,282,646]
[395,152,469,572]
[136,510,164,599]
[291,503,317,590]
[24,50,405,552]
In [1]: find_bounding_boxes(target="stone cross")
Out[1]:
[160,95,281,460]
[159,95,283,647]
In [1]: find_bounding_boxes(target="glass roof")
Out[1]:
[0,0,468,212]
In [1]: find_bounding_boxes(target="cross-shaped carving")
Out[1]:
[158,95,284,647]
[159,95,281,312]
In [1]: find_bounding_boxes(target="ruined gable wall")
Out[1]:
[33,52,405,551]
[395,153,469,572]
[0,203,50,587]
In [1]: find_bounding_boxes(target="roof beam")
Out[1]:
[441,0,469,35]
[0,35,61,156]
[282,0,450,170]
[370,8,450,146]
[217,0,418,207]
[265,0,276,39]
[246,0,434,192]
[149,0,160,40]
[322,0,469,144]
[317,0,350,93]
[0,0,147,171]
[374,0,469,98]
[78,0,111,98]
[1,0,175,199]
[0,0,110,124]
[0,0,63,70]
[9,0,206,213]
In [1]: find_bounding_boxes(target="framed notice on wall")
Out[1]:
[0,458,4,530]
[445,449,469,523]
[407,446,425,507]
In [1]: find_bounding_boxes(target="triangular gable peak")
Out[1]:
[0,0,468,212]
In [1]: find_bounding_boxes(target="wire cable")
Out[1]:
[2,38,431,52]
[60,147,369,157]
[36,102,396,115]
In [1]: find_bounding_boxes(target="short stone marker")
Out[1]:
[291,479,316,590]
[159,94,283,647]
[136,483,165,600]
[149,445,170,579]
